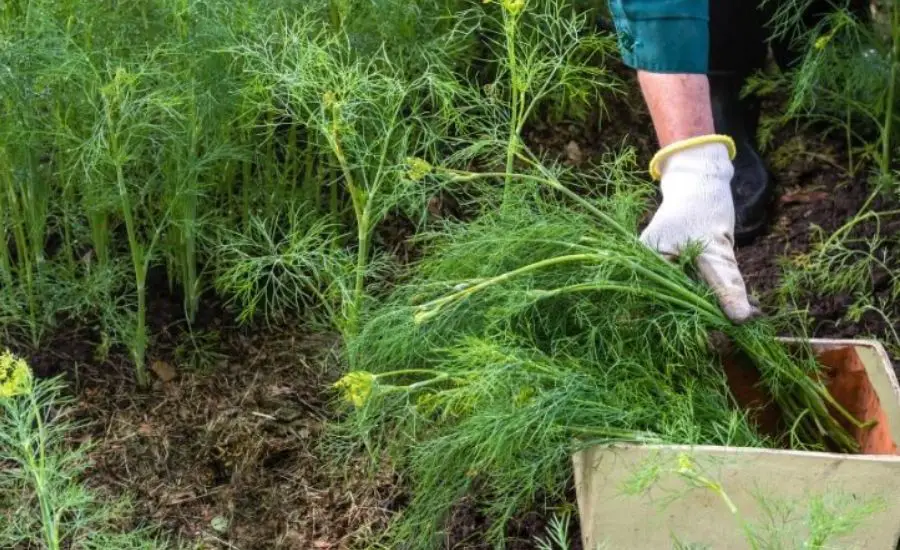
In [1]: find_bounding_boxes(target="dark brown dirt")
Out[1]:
[27,288,398,549]
[734,136,900,353]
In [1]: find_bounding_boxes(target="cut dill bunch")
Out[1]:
[335,149,864,549]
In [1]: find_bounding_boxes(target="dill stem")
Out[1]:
[882,0,900,174]
[381,373,451,394]
[378,368,449,378]
[416,253,599,314]
[107,93,148,387]
[327,107,367,335]
[445,167,629,237]
[26,391,59,549]
[567,426,663,443]
[503,10,519,201]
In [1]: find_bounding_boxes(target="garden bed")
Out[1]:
[2,2,898,548]
[19,121,894,549]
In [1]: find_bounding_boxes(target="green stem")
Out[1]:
[846,106,855,175]
[415,253,600,320]
[813,381,877,430]
[534,282,722,324]
[377,368,448,378]
[107,89,149,387]
[882,2,900,175]
[327,106,368,334]
[567,426,664,444]
[304,134,318,210]
[242,142,253,229]
[380,373,452,395]
[116,159,148,387]
[444,166,629,237]
[503,11,519,201]
[350,209,370,335]
[26,391,59,549]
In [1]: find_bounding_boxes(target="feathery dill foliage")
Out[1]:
[0,0,484,384]
[336,147,864,546]
[751,0,900,176]
[230,12,481,336]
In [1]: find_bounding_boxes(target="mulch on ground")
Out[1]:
[62,324,397,549]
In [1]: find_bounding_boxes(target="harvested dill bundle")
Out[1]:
[335,156,863,547]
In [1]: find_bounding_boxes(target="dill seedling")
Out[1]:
[212,201,348,326]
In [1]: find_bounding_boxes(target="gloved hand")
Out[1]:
[640,137,761,324]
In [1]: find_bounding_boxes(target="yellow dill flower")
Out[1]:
[676,453,695,475]
[405,157,433,182]
[501,0,525,15]
[333,371,376,408]
[0,350,32,398]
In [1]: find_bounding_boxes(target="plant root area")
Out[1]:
[26,129,900,550]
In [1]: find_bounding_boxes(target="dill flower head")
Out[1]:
[405,157,433,182]
[333,371,377,408]
[483,0,525,16]
[0,350,32,398]
[502,0,525,15]
[676,453,696,475]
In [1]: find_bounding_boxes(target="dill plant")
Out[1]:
[751,0,900,177]
[0,352,166,549]
[334,146,865,547]
[79,61,186,387]
[476,0,621,198]
[231,9,483,336]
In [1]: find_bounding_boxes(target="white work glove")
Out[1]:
[640,139,761,324]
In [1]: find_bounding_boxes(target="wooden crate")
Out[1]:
[572,339,900,549]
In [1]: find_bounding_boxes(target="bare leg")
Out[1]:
[637,72,714,148]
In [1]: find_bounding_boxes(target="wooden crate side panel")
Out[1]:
[573,445,900,550]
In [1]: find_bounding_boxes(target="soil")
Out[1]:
[31,294,399,549]
[735,147,900,350]
[16,73,900,550]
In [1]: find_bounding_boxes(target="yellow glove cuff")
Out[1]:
[648,134,737,181]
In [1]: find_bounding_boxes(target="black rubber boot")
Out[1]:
[709,74,775,247]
